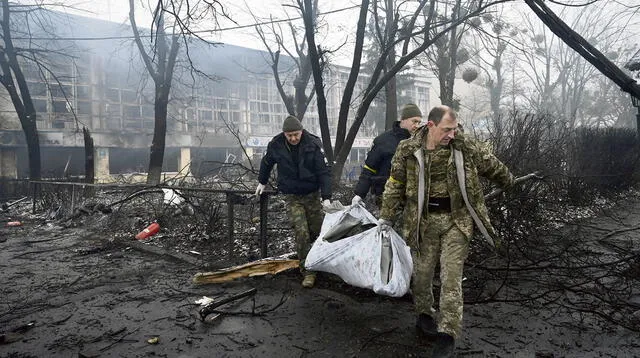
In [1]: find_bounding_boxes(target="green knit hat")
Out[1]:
[400,103,422,120]
[282,115,303,132]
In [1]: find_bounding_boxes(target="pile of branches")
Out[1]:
[463,111,640,332]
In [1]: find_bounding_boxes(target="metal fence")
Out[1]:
[28,180,282,259]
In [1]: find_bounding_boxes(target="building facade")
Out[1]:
[0,12,431,181]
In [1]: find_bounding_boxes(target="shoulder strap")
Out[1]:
[454,149,495,247]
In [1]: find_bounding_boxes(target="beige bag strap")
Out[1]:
[454,149,495,247]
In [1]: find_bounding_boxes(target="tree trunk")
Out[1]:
[384,0,397,131]
[83,127,94,184]
[22,117,41,180]
[302,0,334,163]
[0,0,41,179]
[147,88,169,185]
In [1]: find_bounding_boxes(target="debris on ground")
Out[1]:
[193,254,299,284]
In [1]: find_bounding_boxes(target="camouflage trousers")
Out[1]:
[411,211,473,339]
[284,192,324,268]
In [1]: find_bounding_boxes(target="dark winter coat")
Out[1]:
[354,122,411,198]
[258,130,332,200]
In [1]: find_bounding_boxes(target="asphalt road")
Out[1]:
[1,207,639,358]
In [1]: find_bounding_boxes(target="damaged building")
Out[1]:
[0,10,431,181]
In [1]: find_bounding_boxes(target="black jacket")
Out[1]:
[258,130,332,199]
[354,122,410,198]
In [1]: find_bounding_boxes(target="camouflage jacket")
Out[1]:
[379,127,514,247]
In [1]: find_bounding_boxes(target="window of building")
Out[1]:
[33,98,47,113]
[50,84,73,98]
[76,85,90,99]
[106,104,121,116]
[27,81,47,97]
[214,111,229,123]
[142,105,154,118]
[124,105,141,118]
[22,62,41,80]
[270,103,283,113]
[199,110,213,123]
[106,88,120,102]
[52,100,69,113]
[122,90,138,103]
[52,120,66,129]
[75,59,91,82]
[77,101,91,115]
[216,99,228,109]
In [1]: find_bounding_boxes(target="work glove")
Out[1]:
[351,195,363,206]
[321,199,345,213]
[254,183,265,196]
[377,218,393,234]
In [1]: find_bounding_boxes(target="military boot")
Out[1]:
[432,332,455,358]
[302,272,316,288]
[416,313,437,337]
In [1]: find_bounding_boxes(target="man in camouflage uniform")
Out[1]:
[255,115,332,288]
[378,106,514,357]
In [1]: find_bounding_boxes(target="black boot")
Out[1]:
[432,332,455,358]
[415,313,437,337]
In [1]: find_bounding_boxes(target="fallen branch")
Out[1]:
[193,257,300,284]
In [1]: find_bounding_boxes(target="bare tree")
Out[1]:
[299,0,511,182]
[523,0,640,127]
[464,0,638,128]
[0,0,41,179]
[129,0,233,184]
[253,2,316,121]
[129,0,180,185]
[422,0,471,110]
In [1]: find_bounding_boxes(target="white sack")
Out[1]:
[304,205,413,297]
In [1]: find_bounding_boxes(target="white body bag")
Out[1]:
[304,204,413,297]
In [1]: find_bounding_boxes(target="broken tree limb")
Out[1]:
[485,171,544,201]
[1,196,29,211]
[193,256,299,284]
[199,288,258,321]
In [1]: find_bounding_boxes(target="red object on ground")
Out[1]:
[6,221,22,227]
[135,222,160,240]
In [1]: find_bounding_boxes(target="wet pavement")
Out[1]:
[1,207,639,358]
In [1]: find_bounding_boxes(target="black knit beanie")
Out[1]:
[400,103,422,120]
[282,115,303,132]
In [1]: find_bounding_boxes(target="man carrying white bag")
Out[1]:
[304,202,413,297]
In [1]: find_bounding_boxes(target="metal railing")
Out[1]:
[29,180,277,258]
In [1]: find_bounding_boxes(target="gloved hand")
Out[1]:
[377,218,393,234]
[254,183,265,196]
[351,195,363,206]
[321,199,331,211]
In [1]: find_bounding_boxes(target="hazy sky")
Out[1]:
[61,0,358,53]
[34,0,640,67]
